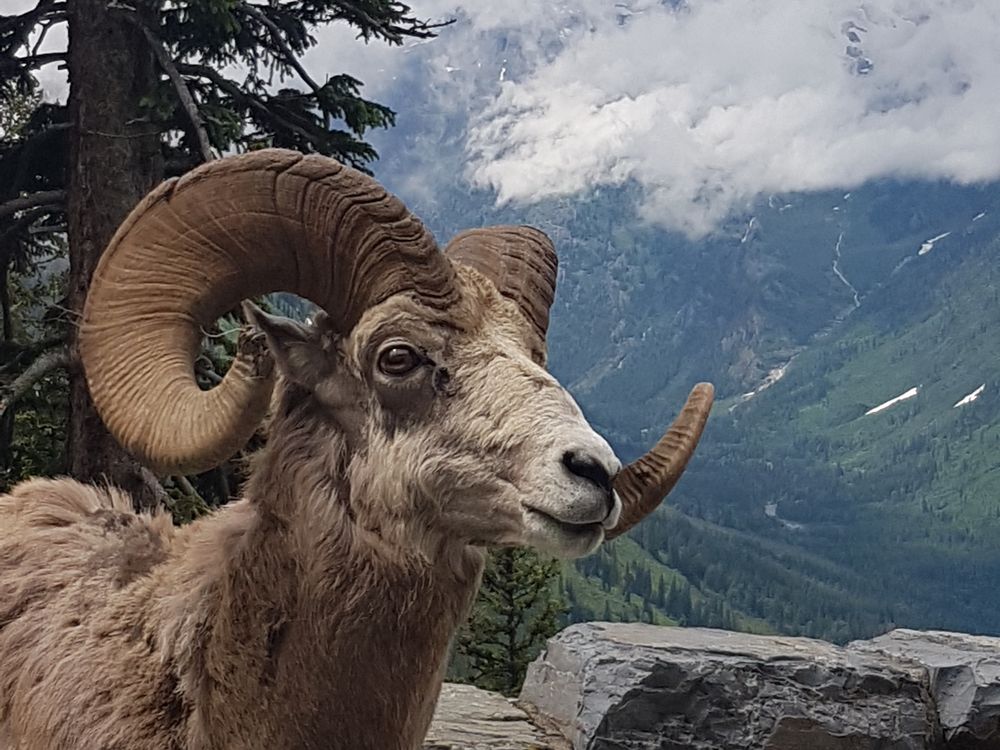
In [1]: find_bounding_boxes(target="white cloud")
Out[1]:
[18,0,1000,236]
[444,0,1000,236]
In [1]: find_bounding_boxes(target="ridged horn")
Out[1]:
[444,226,557,364]
[607,383,714,539]
[80,149,458,475]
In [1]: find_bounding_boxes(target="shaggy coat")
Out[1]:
[0,150,712,749]
[0,401,481,749]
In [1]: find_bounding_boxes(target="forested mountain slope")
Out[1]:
[559,185,1000,641]
[374,131,1000,640]
[682,200,1000,636]
[342,8,1000,640]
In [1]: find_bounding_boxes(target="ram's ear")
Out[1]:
[242,301,334,390]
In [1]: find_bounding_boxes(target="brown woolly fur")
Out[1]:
[0,436,480,749]
[1,151,713,749]
[0,272,577,750]
[0,266,711,749]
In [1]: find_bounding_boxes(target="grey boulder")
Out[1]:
[519,622,939,750]
[850,629,1000,747]
[425,682,568,749]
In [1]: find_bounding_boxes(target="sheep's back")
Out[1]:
[0,478,181,748]
[0,477,174,597]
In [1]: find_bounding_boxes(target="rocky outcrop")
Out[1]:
[519,623,937,749]
[516,623,1000,750]
[427,625,1000,749]
[425,683,568,749]
[851,629,1000,747]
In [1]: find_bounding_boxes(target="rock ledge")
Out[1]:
[429,624,1000,749]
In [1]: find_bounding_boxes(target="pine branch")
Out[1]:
[0,190,65,221]
[330,4,452,44]
[27,221,65,235]
[30,15,61,57]
[240,3,323,95]
[0,203,64,249]
[0,0,62,30]
[0,344,73,417]
[0,0,61,57]
[0,51,65,73]
[0,336,67,368]
[135,22,213,162]
[143,467,174,509]
[177,63,319,146]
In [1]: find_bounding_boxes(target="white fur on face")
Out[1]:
[500,365,622,558]
[337,282,625,560]
[402,335,623,560]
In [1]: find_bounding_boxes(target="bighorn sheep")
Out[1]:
[0,149,713,749]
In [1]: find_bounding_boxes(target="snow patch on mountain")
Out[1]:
[954,384,986,408]
[866,387,919,415]
[918,232,951,256]
[730,356,800,412]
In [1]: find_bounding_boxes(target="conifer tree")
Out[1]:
[1,0,446,502]
[457,548,566,696]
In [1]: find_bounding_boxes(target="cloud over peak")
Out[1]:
[439,0,1000,235]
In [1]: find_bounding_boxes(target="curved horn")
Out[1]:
[607,383,714,539]
[444,226,557,364]
[80,149,457,475]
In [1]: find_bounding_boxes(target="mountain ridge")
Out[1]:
[359,38,1000,640]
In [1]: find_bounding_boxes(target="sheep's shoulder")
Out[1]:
[0,477,175,605]
[0,479,184,748]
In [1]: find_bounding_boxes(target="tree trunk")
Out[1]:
[66,0,166,509]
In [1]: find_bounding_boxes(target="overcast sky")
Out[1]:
[19,0,1000,236]
[308,0,1000,235]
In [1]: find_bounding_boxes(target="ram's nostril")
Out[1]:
[562,450,613,493]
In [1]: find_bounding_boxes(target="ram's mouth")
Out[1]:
[523,506,605,537]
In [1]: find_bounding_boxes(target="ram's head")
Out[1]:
[80,150,712,558]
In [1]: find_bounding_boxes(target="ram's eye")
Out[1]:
[378,345,423,376]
